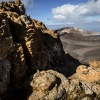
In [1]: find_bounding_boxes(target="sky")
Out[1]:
[1,0,100,32]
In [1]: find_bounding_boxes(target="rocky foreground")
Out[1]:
[0,0,100,100]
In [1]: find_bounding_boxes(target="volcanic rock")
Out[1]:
[0,60,11,95]
[28,70,69,100]
[29,61,100,100]
[8,43,27,86]
[0,14,13,59]
[0,0,68,99]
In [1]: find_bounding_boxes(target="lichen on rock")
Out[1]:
[29,70,69,100]
[29,62,100,100]
[0,14,13,59]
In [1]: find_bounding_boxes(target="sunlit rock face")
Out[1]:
[0,0,66,71]
[29,61,100,100]
[55,27,100,63]
[28,70,69,100]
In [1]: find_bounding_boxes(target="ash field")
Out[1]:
[55,27,100,63]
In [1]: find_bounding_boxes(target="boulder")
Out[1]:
[29,61,100,100]
[28,70,69,100]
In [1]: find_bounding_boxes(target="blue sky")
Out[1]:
[1,0,100,32]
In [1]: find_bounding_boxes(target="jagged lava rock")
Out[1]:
[28,70,69,100]
[76,64,100,83]
[0,0,65,71]
[29,61,100,100]
[8,43,27,86]
[68,61,100,100]
[0,0,67,99]
[0,14,13,59]
[0,12,13,97]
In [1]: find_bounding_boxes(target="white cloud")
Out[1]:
[52,0,100,24]
[21,0,34,9]
[0,0,34,9]
[54,15,66,20]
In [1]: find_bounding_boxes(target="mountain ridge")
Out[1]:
[55,27,100,63]
[55,27,100,36]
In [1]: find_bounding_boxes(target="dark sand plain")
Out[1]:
[56,27,100,63]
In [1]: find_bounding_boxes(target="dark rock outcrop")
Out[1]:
[0,0,66,72]
[8,43,27,86]
[0,60,11,95]
[0,14,13,59]
[0,0,69,99]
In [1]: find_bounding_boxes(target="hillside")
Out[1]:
[55,27,100,63]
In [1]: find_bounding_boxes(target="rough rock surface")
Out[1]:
[0,0,68,99]
[8,43,27,86]
[0,14,13,59]
[29,70,69,100]
[0,0,66,71]
[29,61,100,100]
[0,0,99,100]
[68,61,100,100]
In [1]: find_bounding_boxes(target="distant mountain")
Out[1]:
[55,27,100,36]
[55,27,100,63]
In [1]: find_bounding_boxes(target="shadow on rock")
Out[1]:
[53,53,81,78]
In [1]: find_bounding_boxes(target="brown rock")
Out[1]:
[16,0,22,6]
[89,60,100,68]
[29,68,100,100]
[67,79,100,100]
[0,14,13,59]
[0,3,65,71]
[28,70,69,100]
[9,43,27,86]
[33,19,47,30]
[0,1,67,99]
[33,19,57,38]
[76,64,100,83]
[67,62,100,99]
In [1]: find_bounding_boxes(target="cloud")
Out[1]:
[46,21,100,32]
[0,0,34,9]
[21,0,34,9]
[52,0,100,24]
